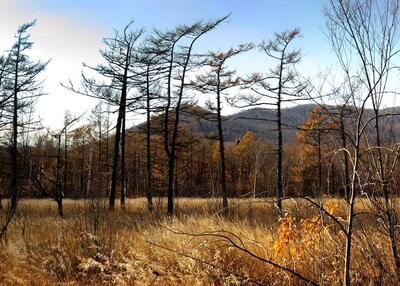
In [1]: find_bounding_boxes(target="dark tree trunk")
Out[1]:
[167,156,175,216]
[120,110,126,206]
[106,109,110,197]
[63,127,68,198]
[146,65,153,211]
[216,89,228,211]
[109,64,128,210]
[317,132,322,195]
[98,114,103,195]
[80,142,85,194]
[3,41,22,235]
[55,136,63,218]
[276,83,283,216]
[56,198,63,218]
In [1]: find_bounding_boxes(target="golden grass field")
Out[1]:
[0,197,398,285]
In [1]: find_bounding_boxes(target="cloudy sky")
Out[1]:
[0,0,334,129]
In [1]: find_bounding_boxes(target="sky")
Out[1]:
[0,0,334,129]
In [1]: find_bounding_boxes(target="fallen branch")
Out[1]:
[157,226,319,286]
[146,240,265,286]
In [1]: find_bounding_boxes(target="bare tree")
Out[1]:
[64,21,144,210]
[49,114,81,217]
[230,29,307,216]
[190,43,253,211]
[153,16,229,216]
[0,20,48,238]
[136,36,167,211]
[325,0,400,283]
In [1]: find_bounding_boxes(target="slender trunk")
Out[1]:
[276,55,284,216]
[318,132,322,195]
[277,91,283,216]
[164,45,175,216]
[106,107,110,197]
[120,110,126,206]
[344,190,355,286]
[63,127,67,198]
[87,147,93,196]
[98,112,103,196]
[174,157,179,197]
[146,65,153,211]
[167,156,174,215]
[56,136,63,218]
[166,33,200,216]
[109,61,128,210]
[344,116,362,285]
[1,41,21,238]
[81,142,85,195]
[10,64,19,215]
[217,90,228,211]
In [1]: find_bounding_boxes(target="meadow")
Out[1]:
[0,197,398,285]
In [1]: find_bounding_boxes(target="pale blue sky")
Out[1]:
[0,0,334,128]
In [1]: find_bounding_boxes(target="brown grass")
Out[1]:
[0,197,398,285]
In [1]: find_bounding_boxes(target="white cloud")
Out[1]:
[0,0,104,129]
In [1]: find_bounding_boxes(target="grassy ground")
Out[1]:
[0,197,398,285]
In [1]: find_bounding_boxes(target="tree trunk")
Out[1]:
[146,65,153,211]
[106,107,110,197]
[120,111,126,206]
[344,193,355,286]
[317,132,322,196]
[167,156,174,216]
[56,136,63,218]
[343,147,359,286]
[63,127,68,198]
[87,147,93,196]
[81,141,85,195]
[277,92,283,216]
[276,57,284,216]
[217,90,228,211]
[109,64,128,210]
[6,39,21,231]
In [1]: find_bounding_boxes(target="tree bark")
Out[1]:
[120,110,126,206]
[146,64,153,211]
[216,88,228,211]
[55,135,63,218]
[276,60,284,216]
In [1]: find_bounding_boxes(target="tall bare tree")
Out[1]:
[190,43,253,211]
[65,21,144,210]
[153,16,229,216]
[326,0,400,283]
[136,37,166,211]
[230,29,306,216]
[0,20,48,238]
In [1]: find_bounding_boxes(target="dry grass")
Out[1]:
[0,197,398,285]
